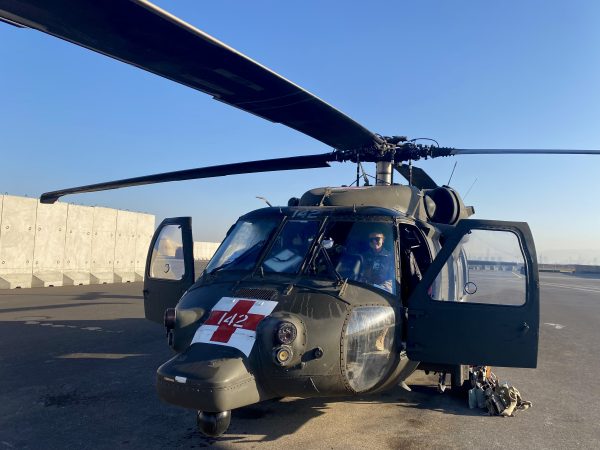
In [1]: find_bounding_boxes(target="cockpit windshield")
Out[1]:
[205,214,397,295]
[262,220,320,274]
[206,218,280,273]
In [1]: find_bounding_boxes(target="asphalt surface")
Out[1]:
[0,273,599,449]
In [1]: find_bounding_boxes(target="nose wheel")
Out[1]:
[196,410,231,437]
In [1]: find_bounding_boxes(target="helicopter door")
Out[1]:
[406,219,539,368]
[143,217,195,324]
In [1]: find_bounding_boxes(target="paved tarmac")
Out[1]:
[0,273,599,449]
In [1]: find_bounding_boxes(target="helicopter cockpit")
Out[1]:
[202,207,417,298]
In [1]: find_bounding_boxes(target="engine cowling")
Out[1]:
[423,186,474,225]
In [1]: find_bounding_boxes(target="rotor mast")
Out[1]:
[375,162,393,185]
[374,136,407,185]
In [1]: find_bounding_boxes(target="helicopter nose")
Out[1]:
[156,343,268,412]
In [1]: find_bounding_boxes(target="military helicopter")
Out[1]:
[3,0,600,437]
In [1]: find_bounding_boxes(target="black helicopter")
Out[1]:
[3,0,600,437]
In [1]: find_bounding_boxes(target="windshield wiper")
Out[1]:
[308,242,344,285]
[320,246,344,285]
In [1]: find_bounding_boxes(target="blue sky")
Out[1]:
[1,0,600,263]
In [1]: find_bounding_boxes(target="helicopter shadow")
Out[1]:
[203,380,480,446]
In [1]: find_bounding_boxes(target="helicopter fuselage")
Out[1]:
[144,190,539,424]
[150,205,429,412]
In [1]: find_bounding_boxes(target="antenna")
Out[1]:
[256,196,272,207]
[447,161,457,185]
[463,177,478,200]
[358,162,370,186]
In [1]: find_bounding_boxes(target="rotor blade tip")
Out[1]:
[40,194,59,204]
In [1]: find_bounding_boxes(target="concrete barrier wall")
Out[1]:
[113,210,137,282]
[63,204,94,285]
[0,194,156,289]
[193,241,220,278]
[574,265,600,274]
[193,241,220,261]
[0,196,37,288]
[0,193,223,289]
[90,206,117,284]
[135,214,155,275]
[32,201,68,286]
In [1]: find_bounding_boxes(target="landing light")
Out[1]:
[276,321,297,345]
[273,345,294,366]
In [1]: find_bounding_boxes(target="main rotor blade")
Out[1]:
[0,0,382,152]
[442,148,600,156]
[394,164,438,190]
[40,153,335,204]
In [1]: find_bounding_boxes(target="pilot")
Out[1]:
[360,228,395,293]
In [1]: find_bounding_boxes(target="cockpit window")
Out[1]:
[310,221,397,295]
[263,220,320,274]
[206,218,280,273]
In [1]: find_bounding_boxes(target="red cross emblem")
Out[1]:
[203,299,266,343]
[192,297,278,356]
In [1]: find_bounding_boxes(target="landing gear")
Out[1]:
[196,410,231,437]
[450,364,470,394]
[437,365,469,394]
[437,372,448,393]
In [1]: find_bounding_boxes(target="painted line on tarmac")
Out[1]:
[544,322,566,330]
[56,353,146,360]
[23,320,123,333]
[540,282,600,294]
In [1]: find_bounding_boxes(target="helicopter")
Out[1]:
[3,0,600,437]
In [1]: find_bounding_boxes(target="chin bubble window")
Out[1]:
[343,306,396,392]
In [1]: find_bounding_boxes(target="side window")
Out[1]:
[314,221,397,295]
[431,229,526,305]
[149,225,185,280]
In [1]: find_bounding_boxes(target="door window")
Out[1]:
[149,224,185,280]
[431,229,526,305]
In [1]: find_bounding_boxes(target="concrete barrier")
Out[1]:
[0,195,37,288]
[0,194,156,289]
[193,242,219,278]
[113,210,137,283]
[193,242,220,261]
[0,194,224,289]
[90,206,117,284]
[32,201,68,287]
[574,264,600,274]
[63,204,94,285]
[134,213,155,281]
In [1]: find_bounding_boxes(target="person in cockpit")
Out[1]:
[360,228,395,293]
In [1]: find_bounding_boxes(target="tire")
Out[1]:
[450,364,470,394]
[197,410,231,437]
